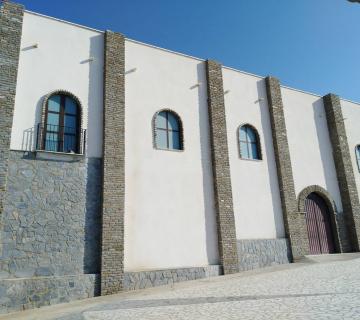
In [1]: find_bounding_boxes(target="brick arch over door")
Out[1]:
[297,185,341,253]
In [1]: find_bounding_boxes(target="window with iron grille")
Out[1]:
[356,145,360,172]
[238,124,262,160]
[42,94,81,153]
[154,110,183,151]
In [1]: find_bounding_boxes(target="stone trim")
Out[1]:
[297,185,342,253]
[237,123,263,160]
[237,239,291,271]
[297,185,337,214]
[39,89,84,152]
[101,31,126,295]
[323,93,360,252]
[265,76,308,258]
[152,108,184,151]
[123,265,222,291]
[0,1,24,223]
[205,60,239,274]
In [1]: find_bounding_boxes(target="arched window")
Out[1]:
[42,93,81,153]
[356,145,360,172]
[154,110,183,151]
[238,124,261,160]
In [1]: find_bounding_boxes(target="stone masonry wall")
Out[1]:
[0,151,102,279]
[237,239,291,271]
[101,31,126,294]
[0,274,99,314]
[265,77,309,259]
[123,266,222,291]
[323,94,360,252]
[205,60,239,275]
[0,2,23,229]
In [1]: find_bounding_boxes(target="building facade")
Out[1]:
[1,1,360,313]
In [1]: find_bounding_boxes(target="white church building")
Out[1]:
[1,1,360,313]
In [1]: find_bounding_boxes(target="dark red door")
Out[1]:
[304,193,335,254]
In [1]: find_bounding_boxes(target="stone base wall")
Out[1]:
[0,266,222,314]
[237,239,291,271]
[0,151,103,314]
[0,274,99,314]
[123,265,222,291]
[0,151,102,279]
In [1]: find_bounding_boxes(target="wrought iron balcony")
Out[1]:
[36,123,86,154]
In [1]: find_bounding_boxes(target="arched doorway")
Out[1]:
[305,193,335,254]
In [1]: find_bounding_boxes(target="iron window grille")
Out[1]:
[36,123,86,154]
[37,93,85,154]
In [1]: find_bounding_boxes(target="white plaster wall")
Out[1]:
[282,88,342,211]
[222,68,285,239]
[341,99,360,198]
[124,40,219,271]
[12,12,104,158]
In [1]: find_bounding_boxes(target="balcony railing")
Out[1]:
[36,123,86,154]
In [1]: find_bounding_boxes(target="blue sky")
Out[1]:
[14,0,360,102]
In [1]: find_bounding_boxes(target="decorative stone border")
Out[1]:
[206,60,239,274]
[323,94,360,252]
[297,185,342,253]
[123,265,222,291]
[297,185,337,214]
[152,108,184,151]
[101,31,126,295]
[236,123,263,160]
[0,1,24,224]
[265,76,308,258]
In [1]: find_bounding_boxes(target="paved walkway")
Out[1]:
[2,254,360,320]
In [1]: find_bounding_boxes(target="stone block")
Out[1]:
[123,265,222,291]
[237,239,291,271]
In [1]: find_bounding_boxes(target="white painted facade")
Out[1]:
[222,68,285,239]
[282,88,343,211]
[124,41,219,270]
[12,12,104,158]
[9,11,360,271]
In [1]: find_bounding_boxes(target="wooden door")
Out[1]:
[305,193,335,254]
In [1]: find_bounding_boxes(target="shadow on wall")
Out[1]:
[21,94,46,151]
[21,127,34,151]
[195,61,220,264]
[84,34,104,275]
[256,79,285,238]
[312,99,342,213]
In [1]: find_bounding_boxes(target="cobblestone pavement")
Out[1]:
[2,255,360,320]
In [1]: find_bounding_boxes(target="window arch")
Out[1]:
[41,91,82,153]
[356,145,360,172]
[238,124,262,160]
[154,110,183,151]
